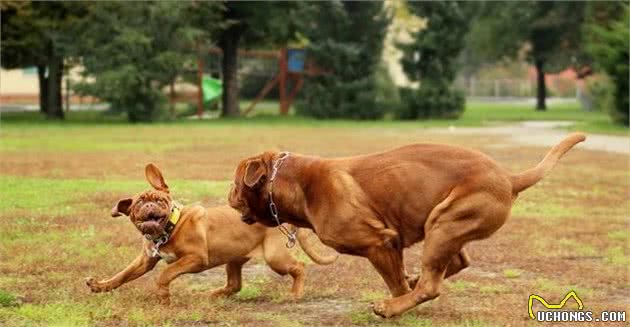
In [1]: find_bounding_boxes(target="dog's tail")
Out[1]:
[510,132,586,194]
[296,228,339,265]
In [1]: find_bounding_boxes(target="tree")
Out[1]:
[395,1,471,120]
[73,2,221,122]
[585,3,629,125]
[214,3,299,117]
[1,1,86,119]
[295,1,390,119]
[469,2,586,110]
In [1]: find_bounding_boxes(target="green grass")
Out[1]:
[605,246,629,266]
[502,269,522,279]
[447,280,477,292]
[0,176,230,215]
[0,290,19,307]
[2,100,626,135]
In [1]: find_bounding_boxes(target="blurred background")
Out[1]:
[1,1,628,130]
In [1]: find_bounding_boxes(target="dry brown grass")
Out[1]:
[1,124,628,326]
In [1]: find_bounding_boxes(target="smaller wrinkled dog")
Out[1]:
[86,164,337,304]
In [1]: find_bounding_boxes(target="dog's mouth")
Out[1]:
[137,212,168,235]
[146,212,166,222]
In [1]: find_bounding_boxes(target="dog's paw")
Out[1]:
[209,288,230,298]
[85,277,109,293]
[371,300,394,318]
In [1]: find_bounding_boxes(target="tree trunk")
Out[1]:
[37,65,48,114]
[46,58,64,119]
[219,26,242,117]
[535,59,546,111]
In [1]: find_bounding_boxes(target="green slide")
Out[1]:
[202,76,222,104]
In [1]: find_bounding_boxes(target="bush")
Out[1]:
[297,76,387,119]
[397,2,471,120]
[585,75,615,112]
[396,86,465,120]
[295,2,389,120]
[586,4,629,125]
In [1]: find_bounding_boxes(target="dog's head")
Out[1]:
[229,151,279,227]
[111,163,173,237]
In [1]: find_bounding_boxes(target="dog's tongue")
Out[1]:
[139,221,164,236]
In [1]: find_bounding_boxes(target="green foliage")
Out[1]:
[0,2,87,119]
[396,2,470,120]
[586,4,629,126]
[586,76,615,113]
[296,2,390,119]
[397,85,464,120]
[467,2,587,110]
[74,2,222,122]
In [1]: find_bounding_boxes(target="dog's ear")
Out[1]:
[111,198,133,217]
[145,163,169,193]
[244,159,266,188]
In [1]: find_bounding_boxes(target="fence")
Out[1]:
[455,78,578,98]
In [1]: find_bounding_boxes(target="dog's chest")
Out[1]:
[144,246,178,263]
[159,250,178,263]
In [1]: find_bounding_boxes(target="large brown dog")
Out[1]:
[229,133,586,317]
[86,164,337,304]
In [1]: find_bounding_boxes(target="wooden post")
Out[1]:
[197,55,204,119]
[169,82,175,118]
[278,48,289,115]
[65,78,70,112]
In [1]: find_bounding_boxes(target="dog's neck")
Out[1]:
[267,154,317,229]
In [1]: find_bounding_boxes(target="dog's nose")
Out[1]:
[142,202,158,211]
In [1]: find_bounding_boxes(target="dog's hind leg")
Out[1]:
[210,258,250,298]
[372,227,460,318]
[373,191,511,317]
[263,235,305,299]
[444,248,470,279]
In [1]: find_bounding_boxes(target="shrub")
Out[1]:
[585,75,615,112]
[586,4,629,125]
[397,2,471,120]
[295,2,389,120]
[396,85,464,120]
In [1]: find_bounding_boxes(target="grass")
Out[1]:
[502,269,522,279]
[0,107,627,326]
[0,290,19,307]
[1,99,627,135]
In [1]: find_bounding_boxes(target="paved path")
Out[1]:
[431,121,629,154]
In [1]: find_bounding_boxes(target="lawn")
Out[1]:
[0,106,628,326]
[2,99,627,135]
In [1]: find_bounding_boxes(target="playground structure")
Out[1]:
[196,47,316,118]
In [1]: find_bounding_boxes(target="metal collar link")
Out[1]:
[268,152,297,248]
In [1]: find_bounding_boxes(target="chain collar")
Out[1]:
[268,152,297,248]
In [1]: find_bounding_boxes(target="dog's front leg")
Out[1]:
[86,251,159,293]
[155,255,205,305]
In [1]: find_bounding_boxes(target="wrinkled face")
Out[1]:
[112,190,172,237]
[111,163,173,237]
[229,153,277,227]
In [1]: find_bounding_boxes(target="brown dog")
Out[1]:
[86,164,337,304]
[229,133,586,317]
